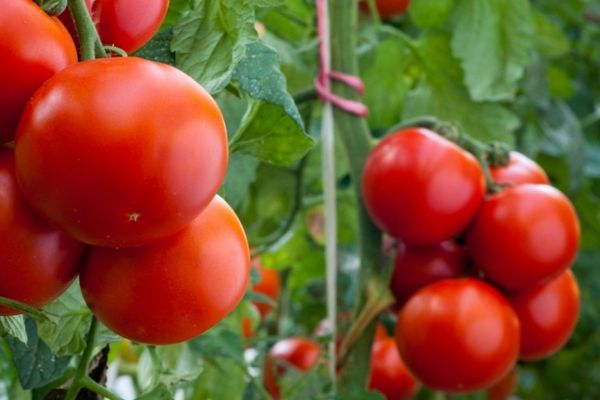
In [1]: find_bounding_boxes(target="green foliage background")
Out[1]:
[1,0,600,399]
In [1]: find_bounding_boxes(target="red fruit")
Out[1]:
[251,259,281,317]
[508,270,580,360]
[467,184,580,290]
[396,278,520,392]
[369,335,420,400]
[490,151,549,186]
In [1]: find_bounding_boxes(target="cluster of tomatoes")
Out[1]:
[364,127,580,394]
[1,0,249,345]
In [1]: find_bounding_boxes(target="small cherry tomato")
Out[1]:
[80,196,249,345]
[363,128,485,245]
[508,270,580,361]
[369,335,420,400]
[390,241,466,307]
[251,258,281,317]
[1,0,77,143]
[16,57,228,247]
[396,278,520,392]
[360,0,411,18]
[264,337,321,399]
[490,151,549,186]
[466,184,579,290]
[486,368,518,400]
[0,149,84,316]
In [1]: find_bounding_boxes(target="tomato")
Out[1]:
[59,0,169,53]
[508,270,580,361]
[79,196,249,345]
[360,0,411,18]
[390,241,466,307]
[0,0,77,144]
[362,128,485,245]
[0,149,84,316]
[466,184,579,290]
[15,57,228,247]
[490,151,548,186]
[486,368,517,400]
[251,258,281,317]
[396,278,520,392]
[264,337,321,399]
[368,335,420,400]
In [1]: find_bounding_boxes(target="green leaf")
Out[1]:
[452,0,534,101]
[36,282,92,356]
[190,358,247,399]
[219,153,260,209]
[533,11,570,59]
[135,28,176,65]
[403,34,519,143]
[409,0,455,28]
[361,38,411,129]
[171,0,258,93]
[188,329,245,364]
[230,41,314,165]
[137,383,174,400]
[7,318,71,390]
[0,316,27,344]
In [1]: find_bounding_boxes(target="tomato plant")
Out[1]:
[0,0,77,144]
[15,56,228,247]
[264,337,321,399]
[390,240,466,307]
[362,128,485,245]
[368,334,420,400]
[0,149,84,316]
[79,196,249,345]
[395,278,520,392]
[467,184,580,290]
[508,269,580,361]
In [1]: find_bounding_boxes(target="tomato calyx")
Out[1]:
[37,0,68,16]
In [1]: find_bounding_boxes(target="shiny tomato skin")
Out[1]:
[264,337,320,399]
[490,151,549,186]
[361,0,410,18]
[251,258,281,317]
[369,336,420,400]
[15,57,228,247]
[0,0,77,143]
[396,278,520,392]
[508,270,580,361]
[59,0,168,53]
[363,128,485,245]
[79,196,249,345]
[466,184,579,290]
[390,241,466,307]
[0,149,84,316]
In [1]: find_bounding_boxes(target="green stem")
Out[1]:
[454,135,503,194]
[103,45,129,58]
[80,377,122,400]
[68,0,107,60]
[147,345,162,388]
[0,297,51,322]
[329,0,384,390]
[64,317,103,400]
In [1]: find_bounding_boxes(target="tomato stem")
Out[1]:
[67,0,107,60]
[36,0,68,16]
[327,0,384,390]
[0,297,53,322]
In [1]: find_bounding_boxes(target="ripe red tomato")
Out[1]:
[466,184,579,290]
[362,128,485,245]
[390,241,466,307]
[251,258,281,317]
[490,151,548,186]
[59,0,169,53]
[264,337,321,399]
[486,368,517,400]
[508,270,580,361]
[360,0,410,18]
[0,0,77,144]
[15,57,228,247]
[0,149,84,316]
[369,335,420,400]
[396,278,520,392]
[79,196,249,345]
